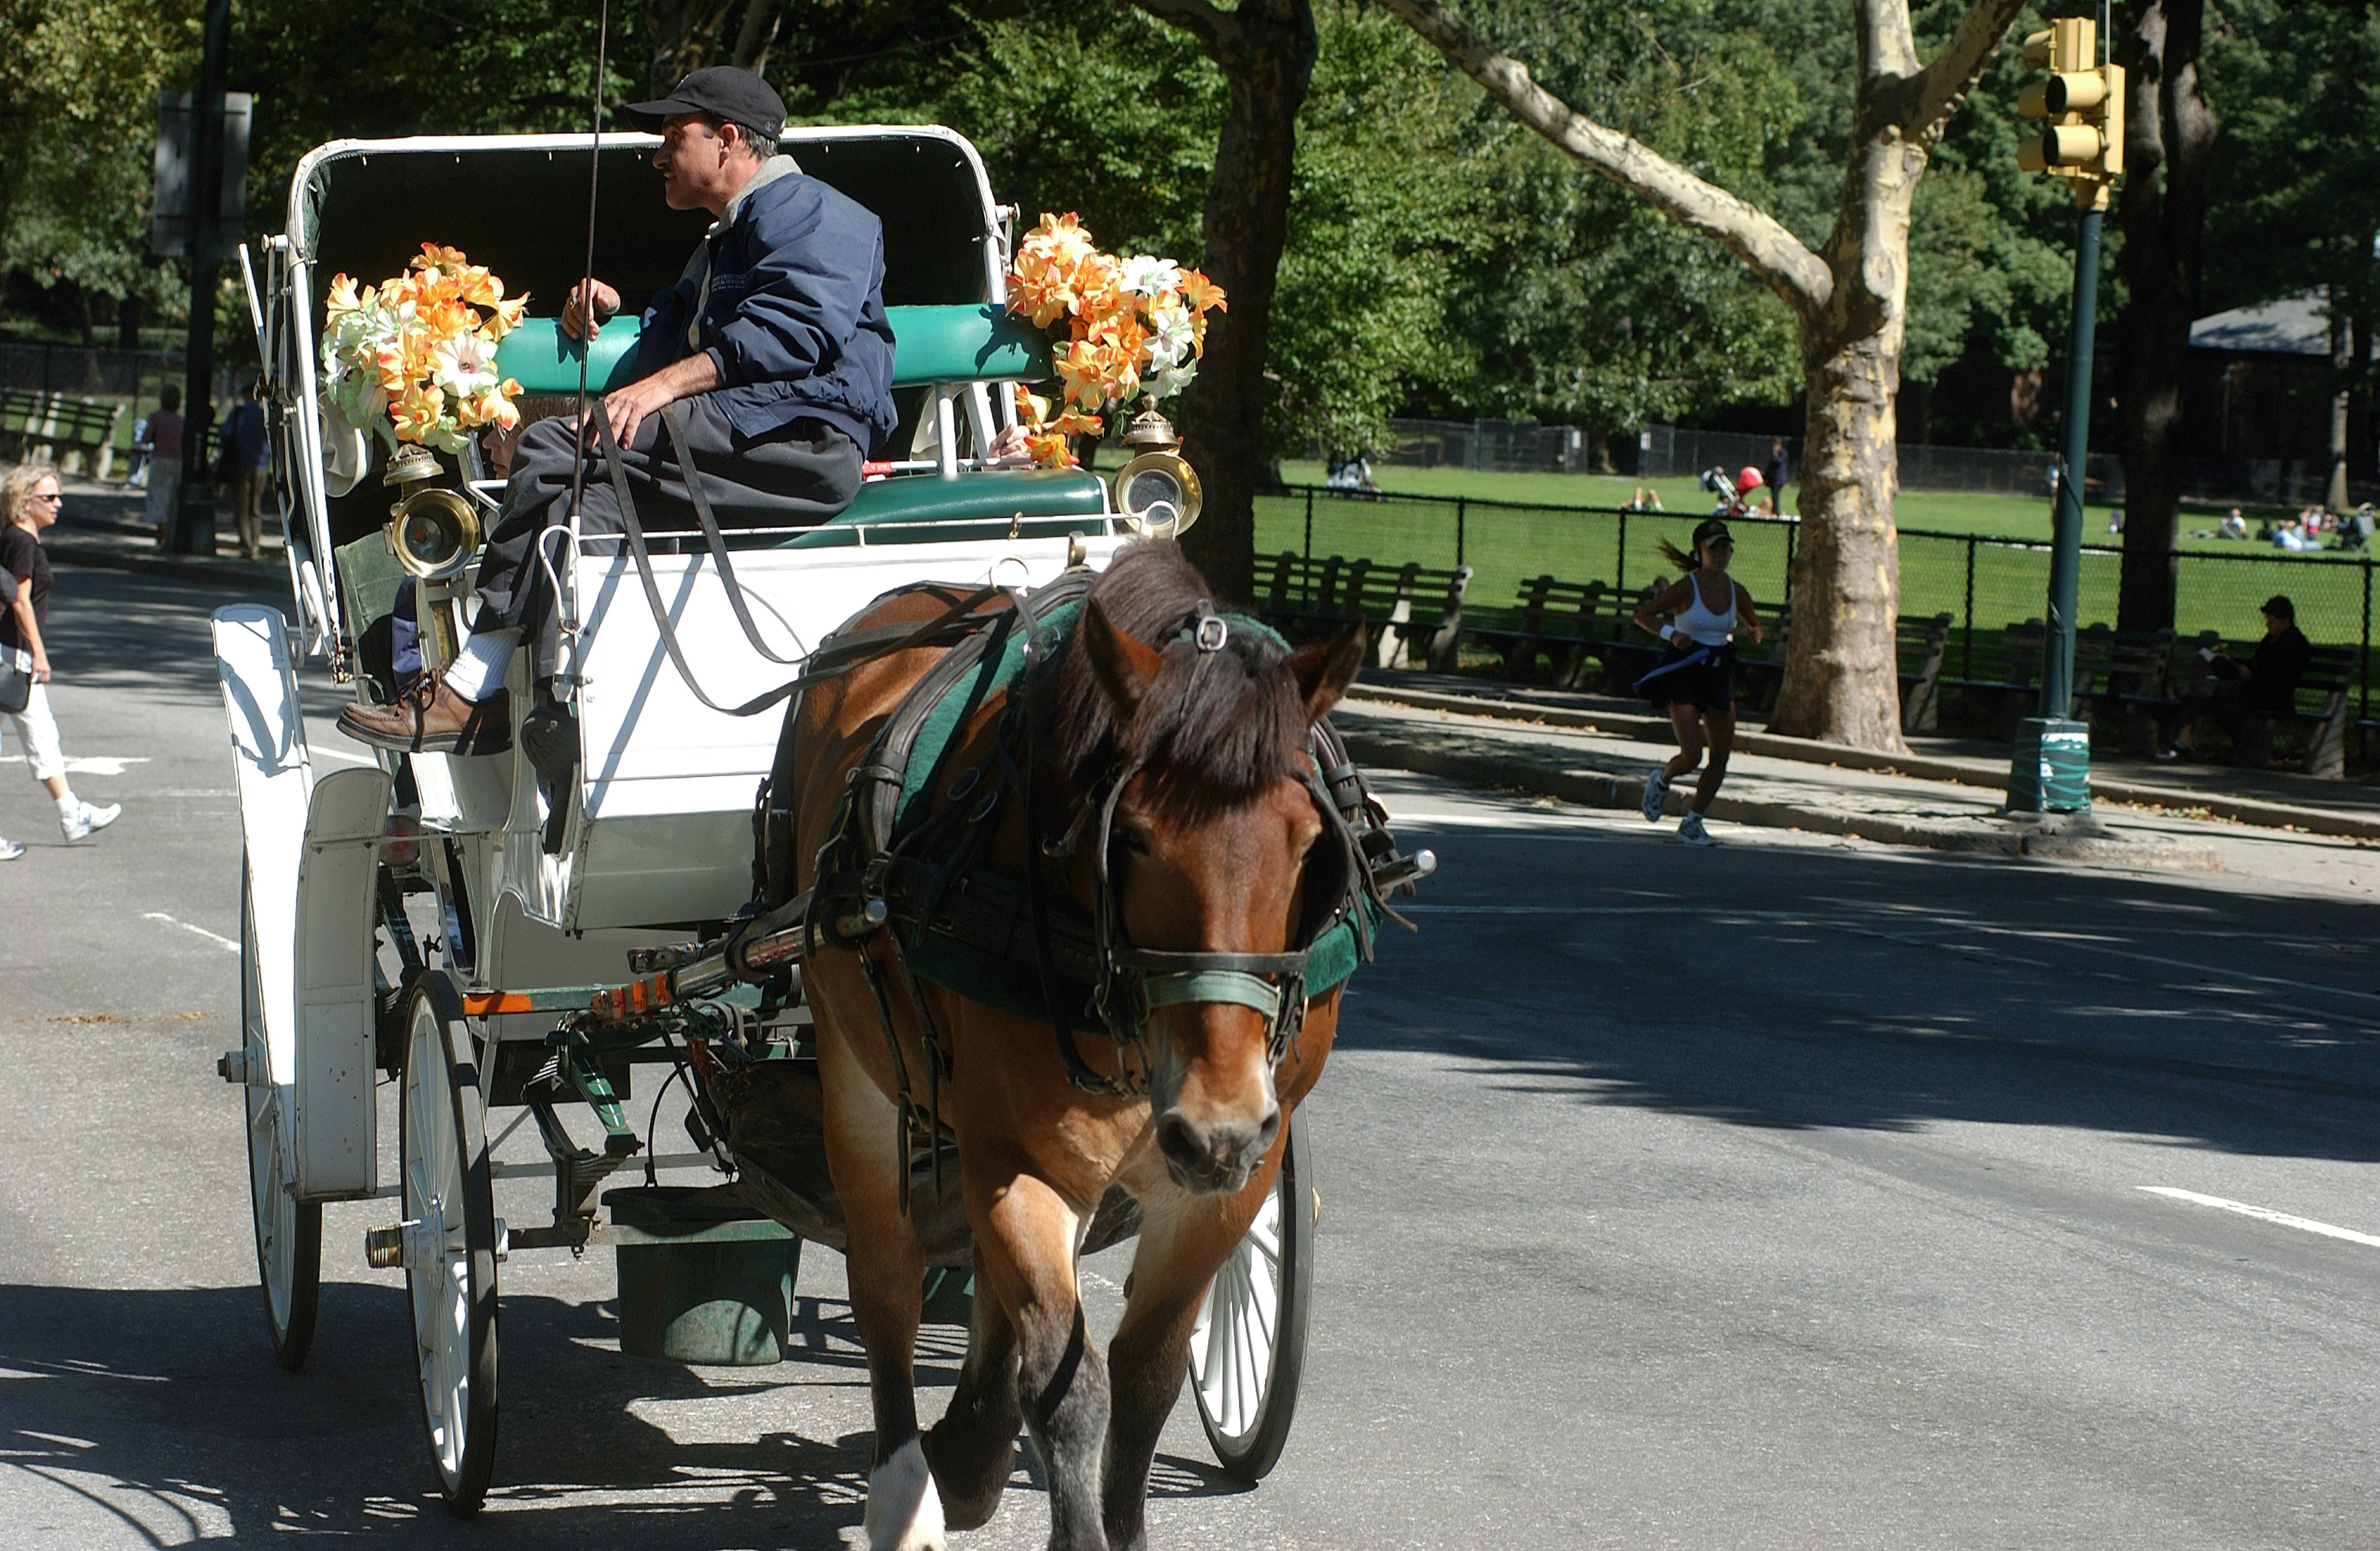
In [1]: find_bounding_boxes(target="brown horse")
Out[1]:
[786,541,1363,1550]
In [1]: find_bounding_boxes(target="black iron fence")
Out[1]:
[1256,484,2380,722]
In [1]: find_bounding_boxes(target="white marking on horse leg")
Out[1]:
[862,1437,946,1551]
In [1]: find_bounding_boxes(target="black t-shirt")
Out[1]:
[0,523,48,652]
[2246,625,2311,713]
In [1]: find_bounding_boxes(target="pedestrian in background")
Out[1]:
[1,461,123,855]
[142,384,185,545]
[218,377,270,561]
[1763,437,1791,515]
[1633,517,1764,847]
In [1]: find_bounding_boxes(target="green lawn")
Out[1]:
[1258,462,2378,658]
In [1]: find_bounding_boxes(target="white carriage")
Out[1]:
[213,126,1315,1513]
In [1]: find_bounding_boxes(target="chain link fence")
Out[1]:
[1256,484,2380,723]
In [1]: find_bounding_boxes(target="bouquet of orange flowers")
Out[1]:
[322,244,529,456]
[1004,213,1224,469]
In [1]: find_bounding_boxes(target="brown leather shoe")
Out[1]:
[337,671,512,755]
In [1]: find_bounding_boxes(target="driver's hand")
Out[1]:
[560,279,622,342]
[989,423,1028,461]
[584,378,672,453]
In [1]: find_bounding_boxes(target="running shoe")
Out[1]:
[1677,811,1716,847]
[61,800,120,842]
[1640,765,1670,822]
[0,836,22,861]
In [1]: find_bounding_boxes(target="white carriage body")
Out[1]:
[218,128,1126,1203]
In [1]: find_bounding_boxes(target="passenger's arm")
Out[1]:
[1734,583,1763,645]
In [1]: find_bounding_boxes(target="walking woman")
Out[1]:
[2,461,121,857]
[1633,517,1763,847]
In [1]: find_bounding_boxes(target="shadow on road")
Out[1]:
[0,1278,1243,1546]
[1348,813,2380,1165]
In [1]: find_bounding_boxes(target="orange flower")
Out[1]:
[1023,431,1075,469]
[1178,268,1227,316]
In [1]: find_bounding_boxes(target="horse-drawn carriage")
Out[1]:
[212,124,1429,1537]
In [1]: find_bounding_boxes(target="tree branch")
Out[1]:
[1374,0,1831,317]
[1129,0,1236,54]
[1910,0,2031,143]
[1853,0,1921,84]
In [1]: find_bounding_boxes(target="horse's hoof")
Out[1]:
[862,1438,947,1551]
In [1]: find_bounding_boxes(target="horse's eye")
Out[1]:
[1116,827,1152,857]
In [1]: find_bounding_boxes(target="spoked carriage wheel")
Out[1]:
[399,974,501,1516]
[240,863,321,1371]
[1189,1104,1314,1482]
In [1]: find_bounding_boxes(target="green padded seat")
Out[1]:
[783,467,1108,549]
[491,304,1049,395]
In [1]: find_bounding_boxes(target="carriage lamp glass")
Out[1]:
[382,443,483,582]
[1113,407,1202,538]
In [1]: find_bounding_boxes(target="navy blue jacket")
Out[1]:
[632,168,897,455]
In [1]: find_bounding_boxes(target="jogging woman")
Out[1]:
[1633,517,1763,847]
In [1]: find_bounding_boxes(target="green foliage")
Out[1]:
[0,0,202,324]
[2205,0,2380,336]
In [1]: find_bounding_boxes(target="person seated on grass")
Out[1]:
[2220,508,2249,541]
[2158,594,2311,762]
[337,64,896,761]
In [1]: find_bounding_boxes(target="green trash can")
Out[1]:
[607,1185,801,1366]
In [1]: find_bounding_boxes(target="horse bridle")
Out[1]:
[1033,602,1365,1098]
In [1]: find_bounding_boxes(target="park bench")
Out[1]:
[2094,627,2180,753]
[1942,619,2114,736]
[0,388,127,480]
[2179,636,2358,779]
[1736,602,1954,732]
[1258,550,1473,672]
[1470,575,1617,686]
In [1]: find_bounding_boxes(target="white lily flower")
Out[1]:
[1118,254,1183,298]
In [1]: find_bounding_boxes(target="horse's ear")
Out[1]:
[1290,620,1365,723]
[1082,596,1165,719]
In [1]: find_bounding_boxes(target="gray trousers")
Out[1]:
[473,394,862,669]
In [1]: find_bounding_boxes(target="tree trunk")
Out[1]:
[117,293,144,352]
[1140,0,1318,606]
[2331,291,2354,513]
[646,0,741,95]
[1770,101,1923,749]
[2115,0,2213,632]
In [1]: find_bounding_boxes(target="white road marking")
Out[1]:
[0,754,150,776]
[141,911,240,955]
[309,744,374,766]
[2138,1186,2380,1250]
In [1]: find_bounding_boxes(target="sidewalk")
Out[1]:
[1334,694,2227,868]
[1347,669,2380,844]
[42,474,288,590]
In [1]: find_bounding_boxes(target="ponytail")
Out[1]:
[1657,536,1698,573]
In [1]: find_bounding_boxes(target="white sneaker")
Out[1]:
[1640,766,1670,822]
[1677,811,1716,847]
[0,836,22,860]
[61,800,120,842]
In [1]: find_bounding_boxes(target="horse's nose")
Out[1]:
[1156,1104,1282,1193]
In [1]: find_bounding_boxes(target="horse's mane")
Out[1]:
[1038,542,1306,810]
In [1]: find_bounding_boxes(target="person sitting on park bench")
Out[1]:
[339,65,897,758]
[2159,594,2311,762]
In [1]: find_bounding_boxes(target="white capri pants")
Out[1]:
[4,679,66,782]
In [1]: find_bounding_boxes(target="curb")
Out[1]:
[1335,722,2223,871]
[1346,681,2380,844]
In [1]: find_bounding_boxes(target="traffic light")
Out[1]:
[2015,17,2123,205]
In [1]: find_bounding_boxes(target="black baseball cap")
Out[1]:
[2262,594,2294,622]
[624,66,786,141]
[1693,517,1734,547]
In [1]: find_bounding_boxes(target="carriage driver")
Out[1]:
[339,66,899,758]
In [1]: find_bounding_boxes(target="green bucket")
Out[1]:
[607,1186,801,1366]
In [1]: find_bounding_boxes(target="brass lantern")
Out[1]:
[382,442,482,581]
[1111,405,1201,540]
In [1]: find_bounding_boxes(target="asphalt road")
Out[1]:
[4,563,2379,1549]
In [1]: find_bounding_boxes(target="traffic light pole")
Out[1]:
[2009,198,2103,813]
[172,0,232,557]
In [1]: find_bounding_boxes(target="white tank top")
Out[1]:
[1672,573,1737,647]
